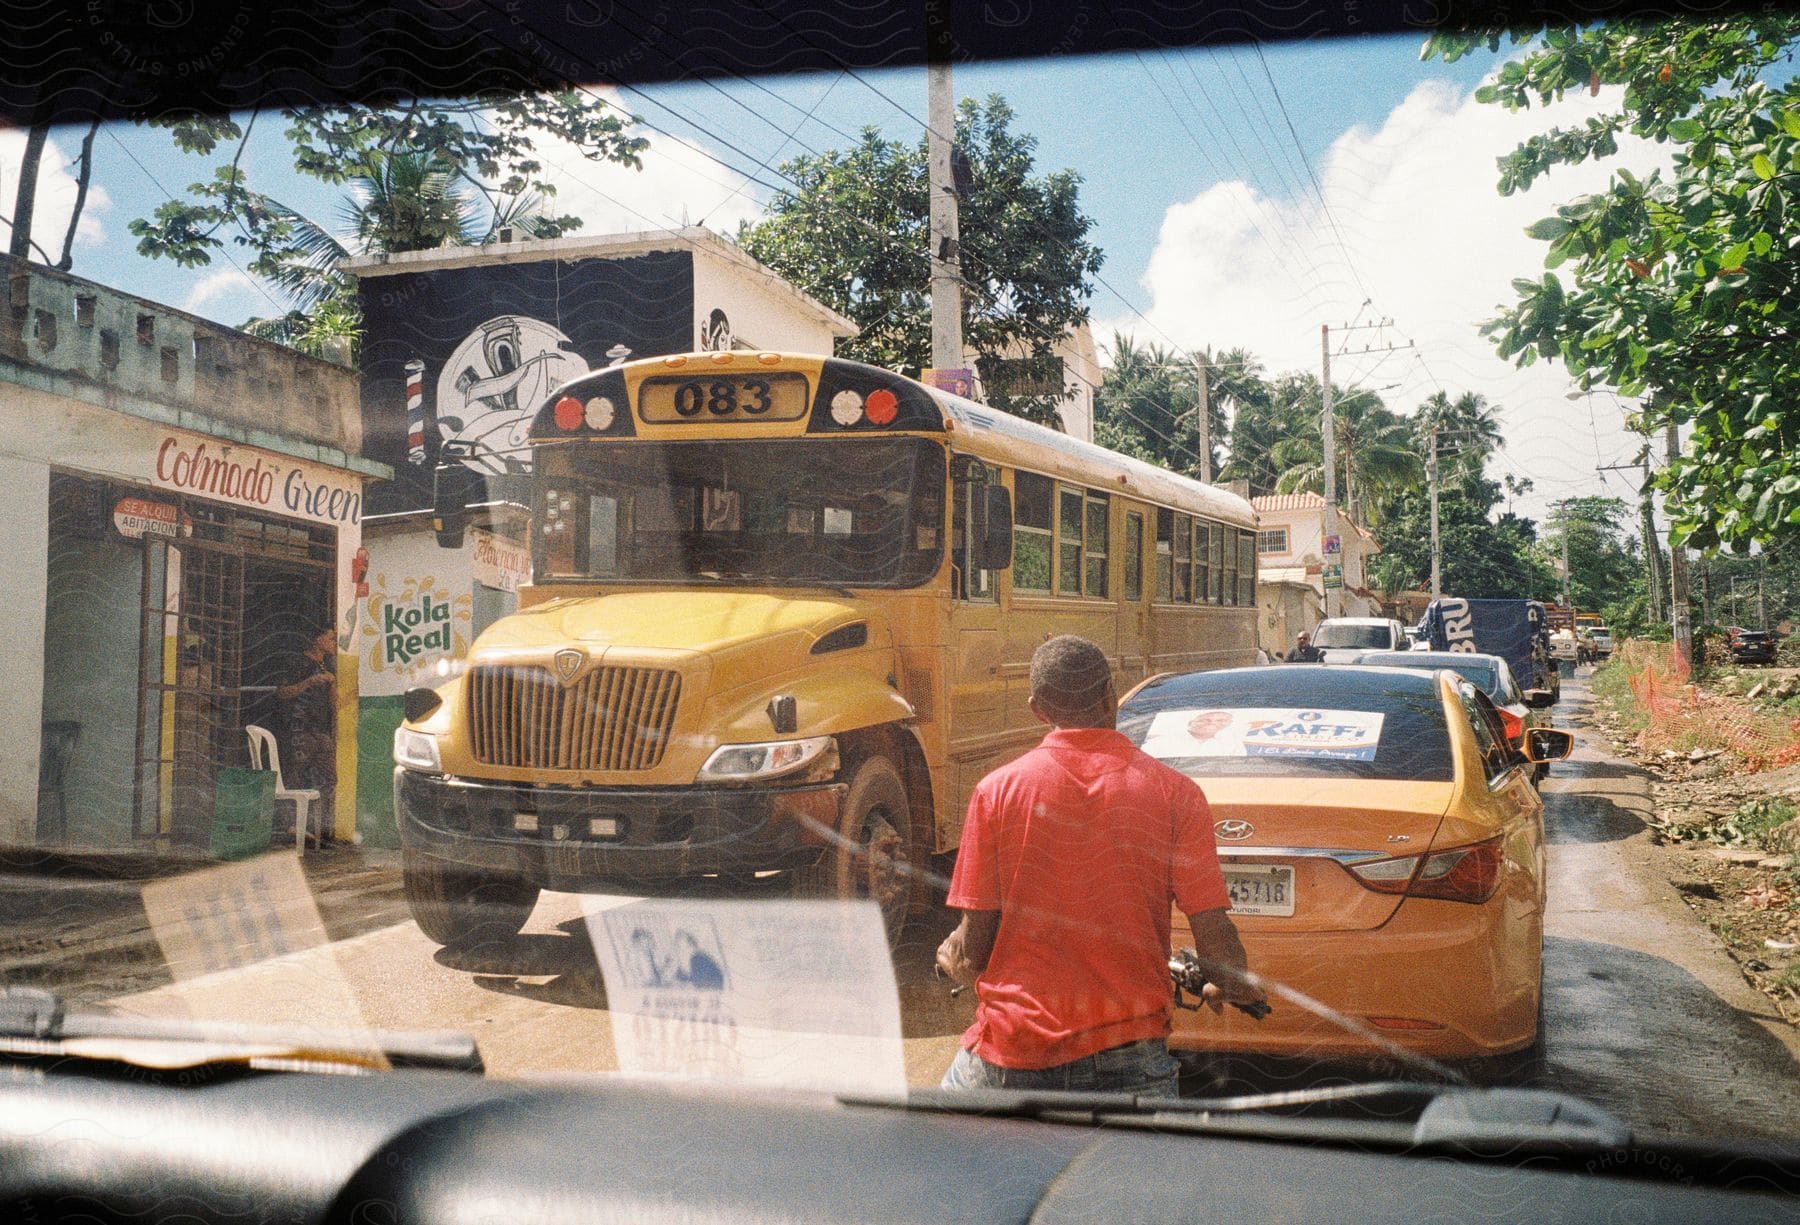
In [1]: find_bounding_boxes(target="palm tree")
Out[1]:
[1415,391,1503,492]
[1272,387,1421,521]
[240,151,555,358]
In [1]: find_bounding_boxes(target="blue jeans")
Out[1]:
[940,1037,1181,1097]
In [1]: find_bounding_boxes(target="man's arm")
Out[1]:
[1182,907,1266,1011]
[275,669,328,701]
[935,909,1000,989]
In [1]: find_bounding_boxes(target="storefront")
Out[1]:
[26,411,379,851]
[0,258,385,852]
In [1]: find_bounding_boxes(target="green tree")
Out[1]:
[1428,17,1800,552]
[1273,386,1421,523]
[1369,477,1556,600]
[1542,495,1647,615]
[129,96,645,352]
[1094,334,1252,477]
[1415,390,1504,495]
[739,96,1103,426]
[1222,373,1316,496]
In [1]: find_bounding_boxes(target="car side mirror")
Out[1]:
[1523,688,1556,709]
[976,484,1013,570]
[1524,727,1574,762]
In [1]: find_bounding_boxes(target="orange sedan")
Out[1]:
[1117,664,1572,1065]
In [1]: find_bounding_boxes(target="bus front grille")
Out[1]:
[468,665,682,772]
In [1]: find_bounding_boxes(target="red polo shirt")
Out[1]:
[946,727,1230,1070]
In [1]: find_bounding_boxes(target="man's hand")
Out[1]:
[1184,907,1268,1014]
[935,926,976,988]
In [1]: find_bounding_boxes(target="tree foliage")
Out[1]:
[129,96,645,353]
[1092,334,1244,478]
[739,96,1103,425]
[1427,17,1800,553]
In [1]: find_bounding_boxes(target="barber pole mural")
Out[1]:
[405,359,427,465]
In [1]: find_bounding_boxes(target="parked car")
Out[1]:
[1337,650,1557,783]
[1309,617,1408,663]
[1589,628,1614,660]
[1733,630,1778,665]
[1119,664,1571,1068]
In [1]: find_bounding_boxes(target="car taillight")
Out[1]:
[1346,836,1505,904]
[1497,707,1524,742]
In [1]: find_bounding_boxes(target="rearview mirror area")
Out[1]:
[1524,688,1556,709]
[1525,727,1574,762]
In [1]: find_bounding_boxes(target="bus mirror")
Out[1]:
[432,458,466,550]
[978,485,1014,570]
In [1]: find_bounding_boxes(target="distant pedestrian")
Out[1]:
[275,626,337,844]
[1289,631,1321,663]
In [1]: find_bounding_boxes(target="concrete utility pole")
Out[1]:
[1427,424,1441,601]
[1664,419,1692,664]
[926,22,963,375]
[1641,448,1663,623]
[1321,325,1338,619]
[1194,356,1212,483]
[1562,528,1572,612]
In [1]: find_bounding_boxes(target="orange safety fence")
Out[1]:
[1615,640,1800,770]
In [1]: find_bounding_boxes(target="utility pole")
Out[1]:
[1561,528,1572,612]
[1427,425,1441,601]
[925,10,963,376]
[1758,555,1769,630]
[1194,356,1212,483]
[1641,448,1663,623]
[1321,325,1338,619]
[1664,418,1691,664]
[1319,319,1405,619]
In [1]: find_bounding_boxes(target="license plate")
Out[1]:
[638,372,810,423]
[588,817,620,838]
[1224,865,1295,917]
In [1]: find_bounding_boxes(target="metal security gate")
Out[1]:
[132,534,245,846]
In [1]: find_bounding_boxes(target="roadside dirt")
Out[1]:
[1587,660,1800,1024]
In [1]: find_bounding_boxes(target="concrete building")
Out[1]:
[1252,493,1385,643]
[0,257,387,851]
[340,227,856,844]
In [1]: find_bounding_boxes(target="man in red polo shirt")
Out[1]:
[936,634,1264,1095]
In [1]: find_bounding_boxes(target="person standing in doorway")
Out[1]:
[275,626,337,846]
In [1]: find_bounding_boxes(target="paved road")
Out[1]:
[94,674,1800,1138]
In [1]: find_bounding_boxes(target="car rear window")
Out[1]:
[1118,667,1453,781]
[1313,623,1392,649]
[1354,652,1499,695]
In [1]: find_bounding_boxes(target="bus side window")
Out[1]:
[1084,492,1109,599]
[1123,511,1144,602]
[1209,521,1226,603]
[1155,507,1173,601]
[1013,471,1053,593]
[1057,485,1084,597]
[1195,517,1212,603]
[953,459,996,602]
[1173,514,1192,602]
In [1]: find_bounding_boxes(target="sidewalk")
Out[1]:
[0,844,407,1007]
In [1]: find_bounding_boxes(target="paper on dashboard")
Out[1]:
[583,895,905,1099]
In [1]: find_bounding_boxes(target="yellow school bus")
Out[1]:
[393,352,1258,947]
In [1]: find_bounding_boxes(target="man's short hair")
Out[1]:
[1030,635,1113,719]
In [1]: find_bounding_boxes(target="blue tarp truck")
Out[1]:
[1421,598,1558,699]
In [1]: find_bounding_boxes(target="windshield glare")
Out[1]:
[535,439,944,587]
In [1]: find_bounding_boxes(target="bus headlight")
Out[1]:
[698,736,836,783]
[394,728,442,773]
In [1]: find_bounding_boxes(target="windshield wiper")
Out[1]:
[854,1081,1631,1156]
[0,988,482,1075]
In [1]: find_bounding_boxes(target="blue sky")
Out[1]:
[16,32,1651,519]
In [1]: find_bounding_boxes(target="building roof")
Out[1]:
[340,225,858,337]
[1250,492,1379,545]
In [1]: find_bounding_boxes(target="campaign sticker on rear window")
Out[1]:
[1142,708,1386,761]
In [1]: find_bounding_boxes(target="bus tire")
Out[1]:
[403,851,539,950]
[793,755,913,948]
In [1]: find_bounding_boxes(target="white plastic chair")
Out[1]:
[245,725,321,853]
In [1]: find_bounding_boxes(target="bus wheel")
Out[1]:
[403,851,539,951]
[793,756,913,947]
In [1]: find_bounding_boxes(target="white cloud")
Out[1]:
[1106,76,1673,525]
[0,129,113,257]
[527,104,768,240]
[182,266,262,314]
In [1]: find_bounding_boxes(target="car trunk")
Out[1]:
[1176,777,1455,935]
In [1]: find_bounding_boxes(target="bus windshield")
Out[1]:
[534,438,946,588]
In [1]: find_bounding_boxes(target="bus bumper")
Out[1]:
[394,768,845,891]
